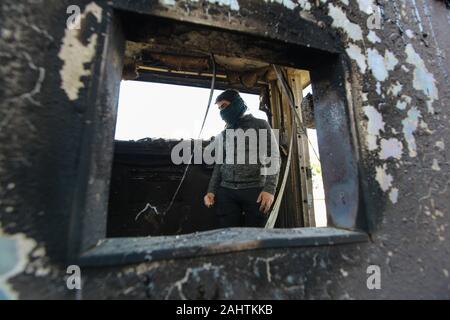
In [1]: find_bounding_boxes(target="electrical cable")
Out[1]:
[265,65,320,228]
[161,53,217,216]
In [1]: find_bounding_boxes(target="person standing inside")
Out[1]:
[203,89,280,228]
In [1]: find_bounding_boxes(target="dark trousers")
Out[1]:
[215,186,267,228]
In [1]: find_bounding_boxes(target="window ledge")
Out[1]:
[78,227,368,267]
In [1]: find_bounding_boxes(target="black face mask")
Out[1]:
[220,96,248,128]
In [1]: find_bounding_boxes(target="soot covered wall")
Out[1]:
[0,0,449,299]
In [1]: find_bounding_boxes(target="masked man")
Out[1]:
[203,89,280,228]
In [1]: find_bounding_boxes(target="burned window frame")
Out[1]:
[67,6,368,267]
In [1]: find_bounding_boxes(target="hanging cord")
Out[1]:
[276,66,321,162]
[265,65,297,228]
[161,53,217,216]
[265,65,319,228]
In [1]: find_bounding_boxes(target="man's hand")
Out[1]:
[257,191,274,214]
[204,192,215,208]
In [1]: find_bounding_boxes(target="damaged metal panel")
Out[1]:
[107,139,217,237]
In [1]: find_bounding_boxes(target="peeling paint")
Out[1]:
[396,95,412,110]
[296,0,311,11]
[389,188,398,204]
[405,44,439,113]
[368,48,388,82]
[262,0,300,11]
[328,3,363,41]
[345,44,367,73]
[0,224,36,300]
[367,31,381,43]
[431,159,441,171]
[384,50,399,71]
[160,0,176,6]
[5,207,14,213]
[364,106,385,151]
[367,49,398,82]
[405,29,414,38]
[402,107,421,157]
[58,3,102,101]
[435,140,445,151]
[375,164,393,192]
[376,82,381,95]
[388,82,403,96]
[379,138,403,160]
[358,0,375,15]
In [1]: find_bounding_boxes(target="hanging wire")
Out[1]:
[161,53,217,216]
[274,66,321,162]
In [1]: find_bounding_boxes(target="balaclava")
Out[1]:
[219,94,248,129]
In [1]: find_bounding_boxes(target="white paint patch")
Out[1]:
[328,3,363,41]
[58,3,102,101]
[431,159,441,171]
[299,11,318,23]
[339,0,349,6]
[263,0,300,11]
[384,50,398,71]
[364,105,385,151]
[0,225,37,299]
[375,164,393,192]
[283,0,297,10]
[358,0,375,15]
[367,49,398,82]
[376,82,381,95]
[160,0,176,5]
[435,140,445,151]
[405,29,414,38]
[388,82,402,96]
[345,44,367,73]
[405,44,439,113]
[367,31,381,43]
[395,95,411,110]
[367,48,388,82]
[389,188,398,204]
[379,138,403,160]
[297,0,311,10]
[419,120,433,134]
[401,107,421,157]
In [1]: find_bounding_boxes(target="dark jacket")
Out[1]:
[207,114,280,195]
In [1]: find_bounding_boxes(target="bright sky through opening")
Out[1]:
[115,81,268,141]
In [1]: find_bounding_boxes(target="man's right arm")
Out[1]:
[204,163,221,208]
[207,163,222,195]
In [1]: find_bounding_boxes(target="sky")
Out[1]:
[114,81,268,141]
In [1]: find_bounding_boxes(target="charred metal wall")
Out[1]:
[107,139,217,237]
[0,0,449,299]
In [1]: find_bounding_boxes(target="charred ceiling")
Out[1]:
[119,11,316,93]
